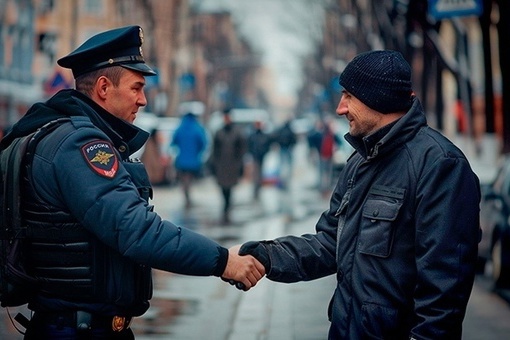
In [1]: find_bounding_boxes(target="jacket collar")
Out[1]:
[71,91,149,157]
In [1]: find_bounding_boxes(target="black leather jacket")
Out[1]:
[244,98,481,339]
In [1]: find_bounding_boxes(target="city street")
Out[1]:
[1,139,510,339]
[0,1,508,339]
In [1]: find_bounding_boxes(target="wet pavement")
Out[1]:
[135,142,334,339]
[1,137,510,339]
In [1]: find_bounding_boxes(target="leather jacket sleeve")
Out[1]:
[411,155,480,338]
[240,187,342,283]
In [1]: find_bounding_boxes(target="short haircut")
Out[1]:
[75,66,126,96]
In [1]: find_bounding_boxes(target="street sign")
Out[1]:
[428,0,483,20]
[43,70,72,96]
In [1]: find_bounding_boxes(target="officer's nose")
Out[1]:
[138,90,148,107]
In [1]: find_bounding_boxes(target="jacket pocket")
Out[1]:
[358,190,403,257]
[361,302,401,339]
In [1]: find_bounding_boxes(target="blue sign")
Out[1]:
[428,0,483,20]
[43,70,73,96]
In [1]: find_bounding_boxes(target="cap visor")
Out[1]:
[122,63,157,76]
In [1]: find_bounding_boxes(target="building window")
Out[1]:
[83,0,103,15]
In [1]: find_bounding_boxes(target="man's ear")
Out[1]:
[95,76,110,100]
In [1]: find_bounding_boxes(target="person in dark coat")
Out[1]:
[247,120,272,200]
[141,128,167,185]
[211,108,247,224]
[0,26,264,339]
[307,119,324,187]
[274,119,296,189]
[235,50,481,339]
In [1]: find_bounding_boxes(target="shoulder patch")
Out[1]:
[81,141,119,178]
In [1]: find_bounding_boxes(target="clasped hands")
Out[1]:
[221,245,265,291]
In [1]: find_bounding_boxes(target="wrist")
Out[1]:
[213,246,229,277]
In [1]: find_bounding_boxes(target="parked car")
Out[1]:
[479,156,510,288]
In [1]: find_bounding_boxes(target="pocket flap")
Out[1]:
[362,199,401,222]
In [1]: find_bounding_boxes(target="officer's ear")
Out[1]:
[95,76,112,100]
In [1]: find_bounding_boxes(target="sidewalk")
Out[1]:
[138,200,335,340]
[229,213,335,340]
[134,142,335,340]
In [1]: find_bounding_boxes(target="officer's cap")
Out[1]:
[57,25,156,79]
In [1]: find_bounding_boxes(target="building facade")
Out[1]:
[0,0,265,131]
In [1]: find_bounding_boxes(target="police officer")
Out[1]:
[0,26,264,339]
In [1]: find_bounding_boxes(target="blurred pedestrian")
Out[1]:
[211,108,247,224]
[171,111,208,209]
[317,119,341,197]
[235,50,480,339]
[0,26,264,339]
[247,120,272,200]
[141,128,167,185]
[274,119,296,189]
[307,119,324,188]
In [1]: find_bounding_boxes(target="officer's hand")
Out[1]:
[221,245,265,291]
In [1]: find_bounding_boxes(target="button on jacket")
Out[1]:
[259,97,480,339]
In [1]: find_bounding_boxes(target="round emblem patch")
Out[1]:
[81,141,119,178]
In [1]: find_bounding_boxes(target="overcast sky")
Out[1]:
[191,0,329,99]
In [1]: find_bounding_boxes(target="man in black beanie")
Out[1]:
[234,50,481,339]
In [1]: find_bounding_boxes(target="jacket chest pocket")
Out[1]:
[358,187,404,258]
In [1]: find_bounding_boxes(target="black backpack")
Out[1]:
[0,131,38,308]
[0,119,69,332]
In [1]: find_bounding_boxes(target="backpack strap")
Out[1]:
[0,131,38,313]
[0,133,34,239]
[1,118,71,240]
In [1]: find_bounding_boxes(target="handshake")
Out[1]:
[221,244,267,291]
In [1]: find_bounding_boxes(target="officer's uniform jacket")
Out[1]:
[1,89,228,316]
[256,98,481,339]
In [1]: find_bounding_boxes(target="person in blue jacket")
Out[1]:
[236,50,481,339]
[0,26,264,339]
[171,111,208,209]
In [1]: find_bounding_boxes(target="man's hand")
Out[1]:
[221,245,266,291]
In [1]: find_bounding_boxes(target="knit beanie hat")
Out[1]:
[339,50,413,113]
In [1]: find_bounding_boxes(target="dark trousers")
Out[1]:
[221,187,232,213]
[221,187,232,223]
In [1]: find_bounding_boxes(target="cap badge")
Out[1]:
[139,27,144,44]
